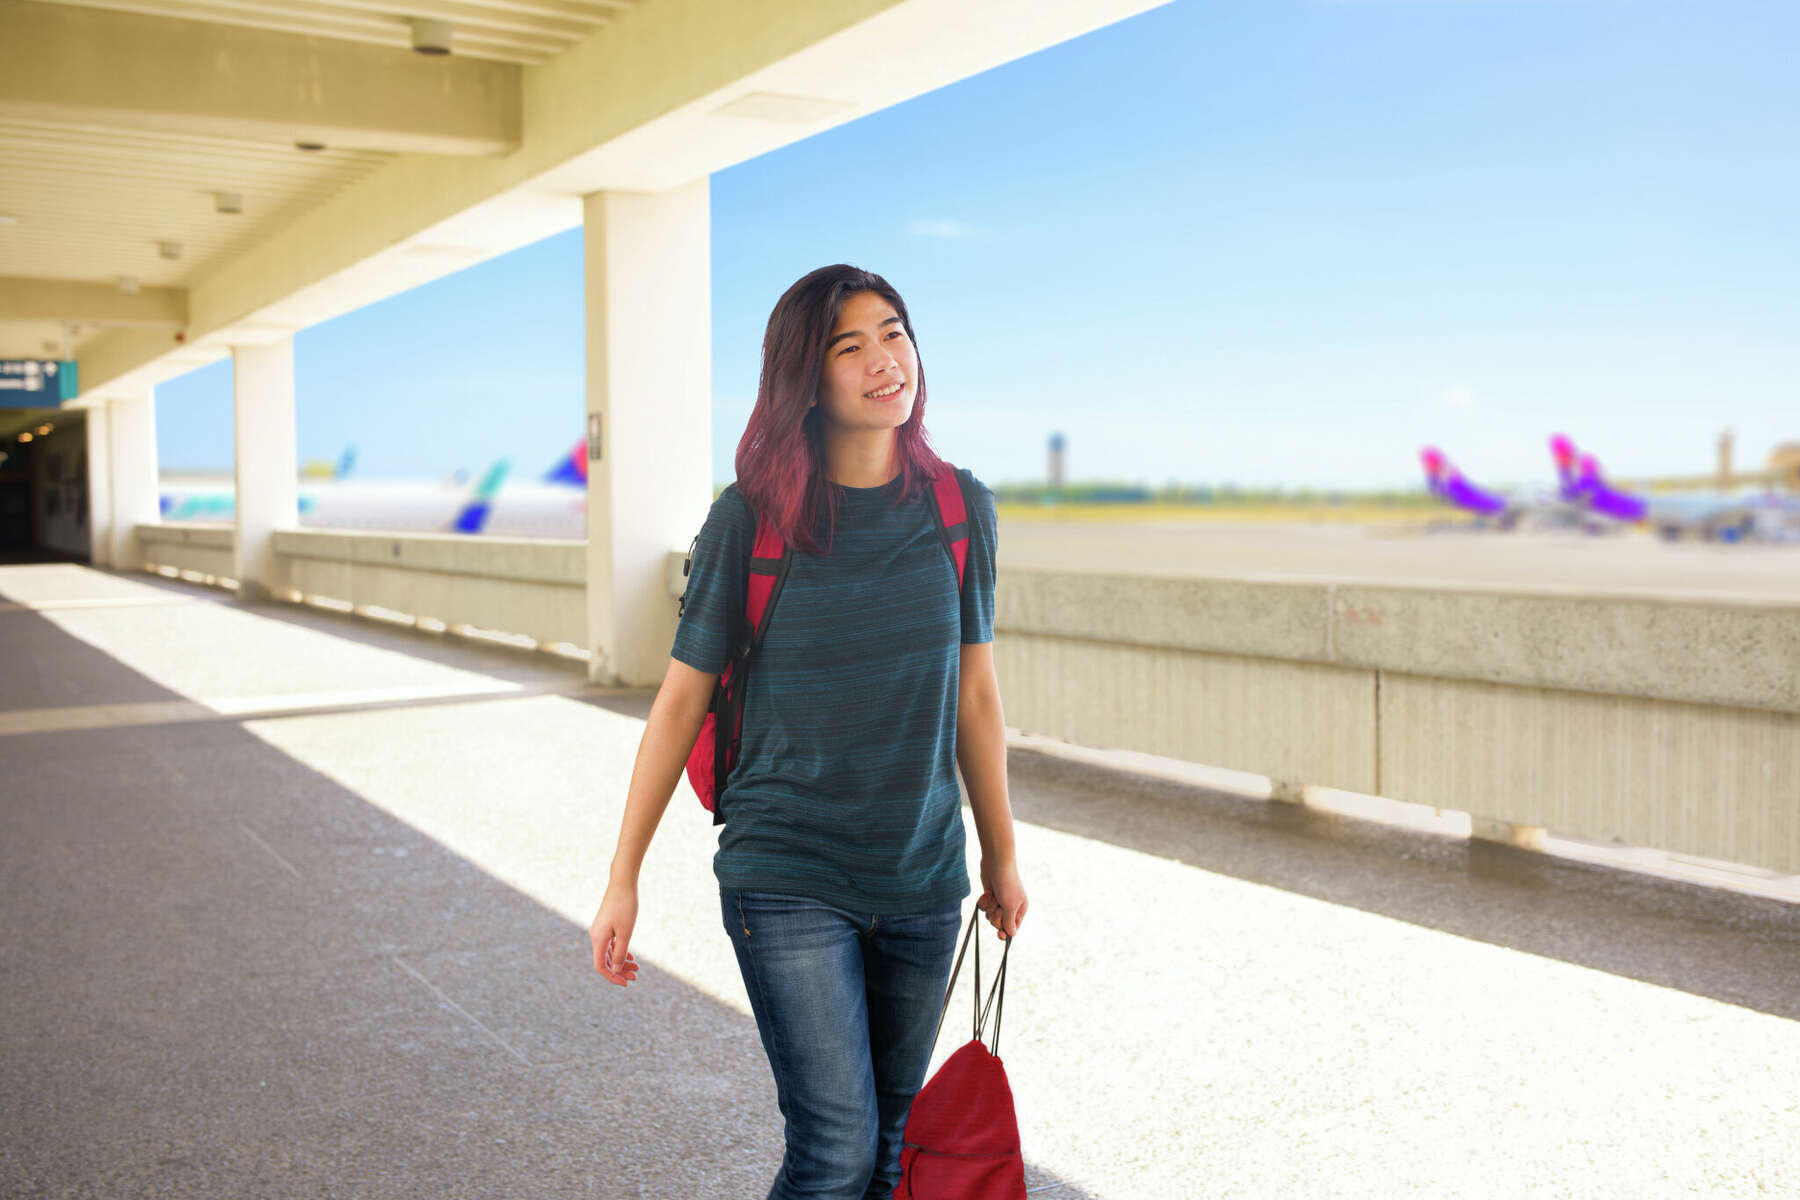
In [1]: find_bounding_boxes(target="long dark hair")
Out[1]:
[734,264,948,555]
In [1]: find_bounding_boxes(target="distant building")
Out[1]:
[1048,432,1066,489]
[1770,443,1800,491]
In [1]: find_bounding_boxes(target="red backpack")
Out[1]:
[893,908,1025,1199]
[680,463,971,824]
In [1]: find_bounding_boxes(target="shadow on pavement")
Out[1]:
[0,585,1099,1199]
[1005,746,1800,1024]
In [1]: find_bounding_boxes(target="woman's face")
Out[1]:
[816,290,918,434]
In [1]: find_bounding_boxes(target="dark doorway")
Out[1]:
[0,433,34,551]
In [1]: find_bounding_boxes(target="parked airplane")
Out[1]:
[158,443,588,538]
[1749,493,1800,543]
[1419,446,1589,530]
[1551,434,1767,541]
[1421,447,1507,520]
[1638,491,1760,542]
[1549,435,1647,521]
[468,442,587,538]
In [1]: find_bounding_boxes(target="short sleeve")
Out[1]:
[957,468,997,645]
[671,486,753,674]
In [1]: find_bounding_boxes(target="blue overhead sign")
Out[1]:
[0,360,78,407]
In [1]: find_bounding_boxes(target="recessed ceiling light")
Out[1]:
[214,191,243,214]
[159,239,183,259]
[0,214,19,226]
[116,276,140,295]
[295,141,326,152]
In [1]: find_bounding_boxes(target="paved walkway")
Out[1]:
[2,563,1797,1199]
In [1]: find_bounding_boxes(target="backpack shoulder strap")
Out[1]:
[680,486,749,620]
[742,494,792,651]
[925,463,971,591]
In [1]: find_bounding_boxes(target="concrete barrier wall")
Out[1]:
[138,522,234,580]
[276,529,586,646]
[1379,672,1800,876]
[987,568,1800,876]
[994,633,1379,794]
[138,524,587,647]
[137,527,1798,874]
[1329,584,1800,714]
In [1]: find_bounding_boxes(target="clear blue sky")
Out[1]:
[155,0,1800,492]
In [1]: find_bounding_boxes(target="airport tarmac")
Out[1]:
[995,518,1800,600]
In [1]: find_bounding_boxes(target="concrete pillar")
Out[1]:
[582,178,712,687]
[84,402,113,568]
[232,338,299,602]
[106,390,160,571]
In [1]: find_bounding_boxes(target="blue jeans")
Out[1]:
[722,889,963,1200]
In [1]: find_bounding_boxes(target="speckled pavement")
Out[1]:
[3,563,1797,1199]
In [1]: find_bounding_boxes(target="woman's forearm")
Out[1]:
[956,687,1016,866]
[609,676,712,888]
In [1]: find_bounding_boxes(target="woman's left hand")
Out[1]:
[976,858,1028,941]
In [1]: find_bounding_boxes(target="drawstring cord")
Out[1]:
[928,907,1013,1060]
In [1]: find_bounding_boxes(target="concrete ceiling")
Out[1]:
[0,121,394,359]
[27,0,634,65]
[0,0,1171,403]
[0,0,562,361]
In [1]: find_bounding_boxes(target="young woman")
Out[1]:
[587,263,1028,1199]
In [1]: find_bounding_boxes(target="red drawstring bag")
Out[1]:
[893,909,1025,1200]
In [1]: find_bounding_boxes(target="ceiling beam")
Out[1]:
[0,276,188,326]
[73,0,1172,397]
[0,0,522,155]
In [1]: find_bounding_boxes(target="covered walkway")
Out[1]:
[3,565,1798,1198]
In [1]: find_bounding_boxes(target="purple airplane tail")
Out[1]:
[1577,454,1647,522]
[1444,474,1508,515]
[1421,446,1508,515]
[1549,433,1583,501]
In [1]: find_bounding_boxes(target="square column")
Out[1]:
[84,403,113,568]
[583,178,713,687]
[232,338,299,602]
[106,390,160,571]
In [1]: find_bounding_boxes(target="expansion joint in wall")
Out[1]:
[1373,669,1383,797]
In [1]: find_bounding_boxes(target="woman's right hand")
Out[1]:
[589,882,640,987]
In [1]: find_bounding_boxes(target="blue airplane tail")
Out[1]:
[543,441,587,488]
[450,460,511,534]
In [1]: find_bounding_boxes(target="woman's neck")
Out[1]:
[823,428,899,488]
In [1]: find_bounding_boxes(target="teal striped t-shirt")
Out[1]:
[671,467,997,914]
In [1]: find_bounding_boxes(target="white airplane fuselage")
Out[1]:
[159,479,588,539]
